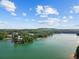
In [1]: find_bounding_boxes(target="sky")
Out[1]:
[0,0,79,29]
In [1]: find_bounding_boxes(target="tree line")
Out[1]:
[0,28,56,44]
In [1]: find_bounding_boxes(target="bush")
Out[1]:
[0,32,8,40]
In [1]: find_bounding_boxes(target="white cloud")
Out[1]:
[37,15,70,26]
[62,16,69,23]
[62,20,68,23]
[36,5,59,17]
[69,16,73,19]
[62,16,67,19]
[62,16,73,20]
[38,18,60,26]
[22,12,27,16]
[40,15,48,17]
[0,21,7,24]
[0,0,16,15]
[0,20,9,29]
[72,5,79,13]
[70,10,73,14]
[11,12,16,16]
[31,19,35,21]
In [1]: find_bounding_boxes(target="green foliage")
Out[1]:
[0,28,55,44]
[0,32,8,40]
[22,32,33,43]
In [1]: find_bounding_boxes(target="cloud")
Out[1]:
[37,15,70,26]
[62,16,73,20]
[74,25,79,26]
[22,12,27,16]
[69,16,73,19]
[62,20,68,23]
[36,5,59,17]
[62,16,69,23]
[0,20,8,28]
[0,21,7,24]
[70,10,73,14]
[38,18,60,26]
[72,5,79,13]
[11,12,16,16]
[62,16,67,19]
[0,0,16,15]
[31,19,35,21]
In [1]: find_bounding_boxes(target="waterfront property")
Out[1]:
[0,28,79,44]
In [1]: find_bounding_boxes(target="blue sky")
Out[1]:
[0,0,79,29]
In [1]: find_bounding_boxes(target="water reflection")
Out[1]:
[13,42,33,48]
[0,34,79,59]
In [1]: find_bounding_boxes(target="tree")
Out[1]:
[0,32,8,40]
[21,32,33,43]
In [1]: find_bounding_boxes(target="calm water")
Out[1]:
[0,34,79,59]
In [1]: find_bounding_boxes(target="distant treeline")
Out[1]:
[0,28,79,44]
[0,28,56,44]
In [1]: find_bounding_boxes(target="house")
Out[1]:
[12,32,23,43]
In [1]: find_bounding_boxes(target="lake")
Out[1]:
[0,34,79,59]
